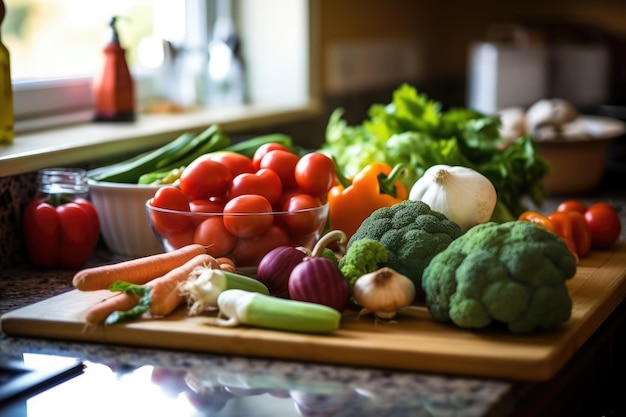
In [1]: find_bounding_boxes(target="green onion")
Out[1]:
[180,268,270,316]
[88,124,229,184]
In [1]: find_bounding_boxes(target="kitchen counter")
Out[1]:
[1,187,625,417]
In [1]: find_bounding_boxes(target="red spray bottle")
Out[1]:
[93,16,135,122]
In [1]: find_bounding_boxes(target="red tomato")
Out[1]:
[232,225,290,267]
[228,168,283,206]
[223,194,273,238]
[149,186,193,234]
[179,158,232,200]
[281,193,324,235]
[294,152,336,197]
[556,199,588,214]
[259,150,300,189]
[189,199,223,213]
[194,217,237,257]
[164,228,195,250]
[252,143,291,170]
[204,151,255,178]
[584,203,622,249]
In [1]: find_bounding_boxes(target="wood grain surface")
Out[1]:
[2,243,625,382]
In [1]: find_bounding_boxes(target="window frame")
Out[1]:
[2,0,321,178]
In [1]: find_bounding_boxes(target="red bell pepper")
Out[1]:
[518,210,579,262]
[23,196,100,269]
[548,211,591,258]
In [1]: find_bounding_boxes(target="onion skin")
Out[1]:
[256,246,307,298]
[289,257,349,312]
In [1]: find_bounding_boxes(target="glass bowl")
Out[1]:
[146,200,329,268]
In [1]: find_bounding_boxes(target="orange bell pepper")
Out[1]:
[328,162,407,241]
[518,211,557,233]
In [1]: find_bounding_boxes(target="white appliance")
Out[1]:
[467,25,548,114]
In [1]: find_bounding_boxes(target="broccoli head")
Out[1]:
[422,220,577,334]
[347,200,463,288]
[320,248,340,266]
[338,238,389,288]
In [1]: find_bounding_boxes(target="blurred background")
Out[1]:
[5,0,626,157]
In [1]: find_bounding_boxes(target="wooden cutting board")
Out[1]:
[2,243,625,382]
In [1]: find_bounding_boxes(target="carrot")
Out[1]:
[84,292,141,326]
[149,253,219,316]
[86,253,219,325]
[216,257,236,273]
[73,244,209,291]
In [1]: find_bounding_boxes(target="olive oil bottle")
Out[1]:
[0,0,14,144]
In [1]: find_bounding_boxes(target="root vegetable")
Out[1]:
[84,253,218,325]
[409,165,497,232]
[352,267,416,320]
[73,244,209,291]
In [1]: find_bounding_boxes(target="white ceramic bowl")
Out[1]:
[534,115,626,195]
[88,180,164,258]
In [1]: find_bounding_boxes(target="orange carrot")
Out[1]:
[149,253,218,316]
[84,292,142,326]
[216,257,236,273]
[73,244,209,291]
[84,253,219,326]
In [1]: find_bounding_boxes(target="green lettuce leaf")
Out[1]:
[320,83,549,218]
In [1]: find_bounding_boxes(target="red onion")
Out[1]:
[288,230,349,312]
[256,246,308,298]
[289,257,348,312]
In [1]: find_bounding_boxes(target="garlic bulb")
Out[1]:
[409,165,497,232]
[352,267,416,320]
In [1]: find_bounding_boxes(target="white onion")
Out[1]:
[409,165,497,232]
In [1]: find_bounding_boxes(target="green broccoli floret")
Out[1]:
[338,238,389,288]
[422,221,577,334]
[347,200,463,288]
[321,248,339,266]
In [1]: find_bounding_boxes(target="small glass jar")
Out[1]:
[37,167,90,200]
[24,167,99,269]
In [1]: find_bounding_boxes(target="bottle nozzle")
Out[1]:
[109,16,121,43]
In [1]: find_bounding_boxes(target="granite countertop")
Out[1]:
[0,256,515,417]
[1,188,625,417]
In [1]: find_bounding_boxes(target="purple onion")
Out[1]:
[288,257,349,312]
[256,246,308,298]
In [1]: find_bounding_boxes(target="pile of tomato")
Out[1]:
[519,199,622,261]
[148,143,337,266]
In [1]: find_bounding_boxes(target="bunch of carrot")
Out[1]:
[73,244,235,326]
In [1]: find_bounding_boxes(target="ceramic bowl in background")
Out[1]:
[146,200,329,268]
[534,115,626,195]
[89,181,163,258]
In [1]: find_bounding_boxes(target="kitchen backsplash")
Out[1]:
[0,171,38,268]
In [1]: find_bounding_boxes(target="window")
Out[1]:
[6,0,158,123]
[4,0,314,130]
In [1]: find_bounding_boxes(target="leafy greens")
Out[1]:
[321,84,549,222]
